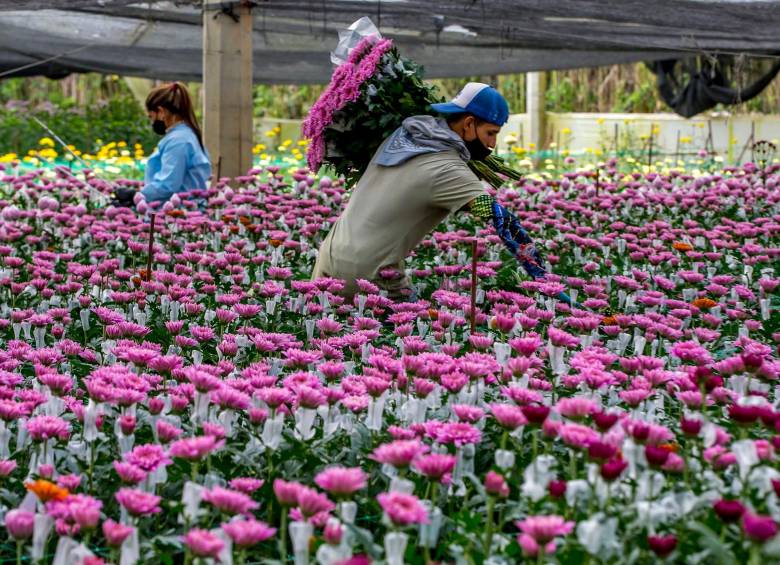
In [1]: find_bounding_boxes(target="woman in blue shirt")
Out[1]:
[140,82,212,203]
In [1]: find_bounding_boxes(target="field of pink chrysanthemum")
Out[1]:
[0,158,777,564]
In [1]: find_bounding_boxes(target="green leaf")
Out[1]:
[687,521,738,565]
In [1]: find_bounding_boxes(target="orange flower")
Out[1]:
[428,309,439,321]
[659,443,678,453]
[238,216,251,226]
[692,297,717,310]
[223,214,235,222]
[269,239,283,248]
[25,479,68,502]
[166,209,185,218]
[672,242,693,252]
[602,315,619,326]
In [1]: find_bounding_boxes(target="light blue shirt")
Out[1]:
[141,123,212,203]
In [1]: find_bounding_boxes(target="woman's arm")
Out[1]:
[140,141,189,203]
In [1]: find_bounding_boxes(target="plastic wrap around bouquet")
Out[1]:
[302,17,522,188]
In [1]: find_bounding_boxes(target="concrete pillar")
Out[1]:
[202,1,254,180]
[526,71,547,155]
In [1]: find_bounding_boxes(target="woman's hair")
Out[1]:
[145,82,204,149]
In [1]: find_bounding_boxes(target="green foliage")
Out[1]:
[0,93,158,155]
[253,84,324,119]
[546,75,581,112]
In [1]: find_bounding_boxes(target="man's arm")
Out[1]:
[467,194,547,280]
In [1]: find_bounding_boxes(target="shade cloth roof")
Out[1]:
[1,1,779,83]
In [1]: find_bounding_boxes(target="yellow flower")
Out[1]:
[0,153,17,162]
[561,127,572,135]
[38,137,55,147]
[117,141,127,148]
[596,118,605,125]
[38,148,58,159]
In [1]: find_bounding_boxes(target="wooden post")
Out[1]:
[647,123,654,168]
[146,214,156,281]
[470,239,478,335]
[594,166,600,197]
[526,71,547,164]
[750,121,756,163]
[675,130,681,164]
[613,123,619,156]
[203,1,254,180]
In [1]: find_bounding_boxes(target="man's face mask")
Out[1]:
[465,122,492,161]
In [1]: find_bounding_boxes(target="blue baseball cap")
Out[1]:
[431,82,510,126]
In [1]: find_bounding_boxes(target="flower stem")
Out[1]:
[749,543,761,565]
[87,444,96,493]
[15,540,22,565]
[483,496,496,555]
[279,508,288,562]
